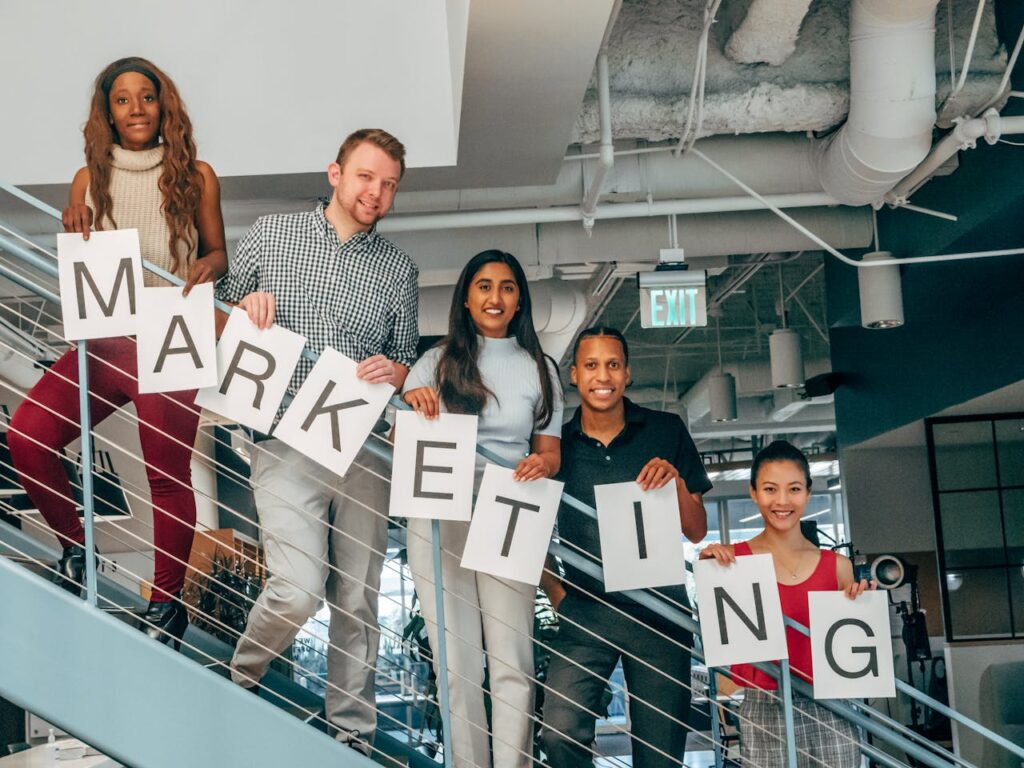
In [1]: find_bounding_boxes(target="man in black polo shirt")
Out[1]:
[540,326,711,768]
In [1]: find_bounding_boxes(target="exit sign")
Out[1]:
[638,270,708,329]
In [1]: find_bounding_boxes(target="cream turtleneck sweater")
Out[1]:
[84,144,197,287]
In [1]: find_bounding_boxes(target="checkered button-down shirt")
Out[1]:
[215,202,419,416]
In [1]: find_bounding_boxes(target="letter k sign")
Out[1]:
[273,348,394,478]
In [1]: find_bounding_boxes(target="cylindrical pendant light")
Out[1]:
[709,313,737,421]
[858,251,904,329]
[709,371,737,422]
[770,328,804,388]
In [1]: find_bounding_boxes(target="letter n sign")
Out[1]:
[693,554,788,668]
[809,591,896,699]
[57,229,143,340]
[388,411,477,521]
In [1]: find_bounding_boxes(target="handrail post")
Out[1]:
[77,341,98,607]
[430,520,454,768]
[707,669,724,768]
[779,659,798,767]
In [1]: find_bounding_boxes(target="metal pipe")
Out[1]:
[690,145,1024,269]
[430,520,455,768]
[0,181,62,219]
[977,20,1024,113]
[380,192,840,233]
[0,260,60,305]
[779,659,799,767]
[950,0,987,97]
[707,671,724,768]
[580,51,614,231]
[78,341,98,607]
[0,231,59,277]
[889,113,1024,203]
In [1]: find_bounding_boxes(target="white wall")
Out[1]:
[1,1,463,184]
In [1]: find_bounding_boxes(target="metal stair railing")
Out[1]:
[3,181,1023,768]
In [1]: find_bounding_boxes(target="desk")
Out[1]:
[0,745,118,768]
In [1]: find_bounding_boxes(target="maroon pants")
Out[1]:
[8,337,200,601]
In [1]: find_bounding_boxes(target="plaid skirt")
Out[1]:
[739,687,861,768]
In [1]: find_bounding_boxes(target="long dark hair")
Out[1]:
[435,250,556,428]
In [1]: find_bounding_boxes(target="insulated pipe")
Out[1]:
[816,0,939,206]
[887,112,1024,203]
[379,192,840,233]
[580,50,614,231]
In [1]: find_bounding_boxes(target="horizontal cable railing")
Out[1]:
[0,246,864,768]
[2,183,1018,768]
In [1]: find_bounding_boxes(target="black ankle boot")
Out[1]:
[142,595,188,651]
[55,544,86,597]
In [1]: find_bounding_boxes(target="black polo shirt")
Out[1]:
[556,398,712,607]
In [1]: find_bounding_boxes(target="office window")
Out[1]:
[927,414,1024,640]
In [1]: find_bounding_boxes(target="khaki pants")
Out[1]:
[408,517,537,768]
[230,438,389,747]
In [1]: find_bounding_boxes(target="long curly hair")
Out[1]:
[83,57,202,274]
[435,250,557,429]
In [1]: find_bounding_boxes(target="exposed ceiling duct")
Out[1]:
[814,0,940,205]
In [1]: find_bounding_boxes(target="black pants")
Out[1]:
[540,593,693,768]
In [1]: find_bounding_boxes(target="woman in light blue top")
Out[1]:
[402,250,563,768]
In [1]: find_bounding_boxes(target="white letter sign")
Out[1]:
[694,554,788,668]
[389,411,478,521]
[595,481,686,593]
[57,229,143,341]
[195,309,306,433]
[810,591,896,699]
[273,348,394,478]
[136,283,217,393]
[460,464,563,585]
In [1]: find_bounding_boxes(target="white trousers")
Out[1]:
[408,517,537,768]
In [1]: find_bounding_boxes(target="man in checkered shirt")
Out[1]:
[217,129,418,753]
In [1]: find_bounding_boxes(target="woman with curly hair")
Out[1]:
[9,56,226,648]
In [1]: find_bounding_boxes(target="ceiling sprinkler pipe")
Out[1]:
[580,50,614,227]
[888,111,1024,204]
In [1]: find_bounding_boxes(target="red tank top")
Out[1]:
[728,540,838,690]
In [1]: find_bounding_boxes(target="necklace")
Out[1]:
[776,551,805,581]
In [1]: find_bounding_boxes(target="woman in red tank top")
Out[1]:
[699,440,873,768]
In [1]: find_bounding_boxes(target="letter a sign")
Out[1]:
[57,229,143,340]
[694,554,788,668]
